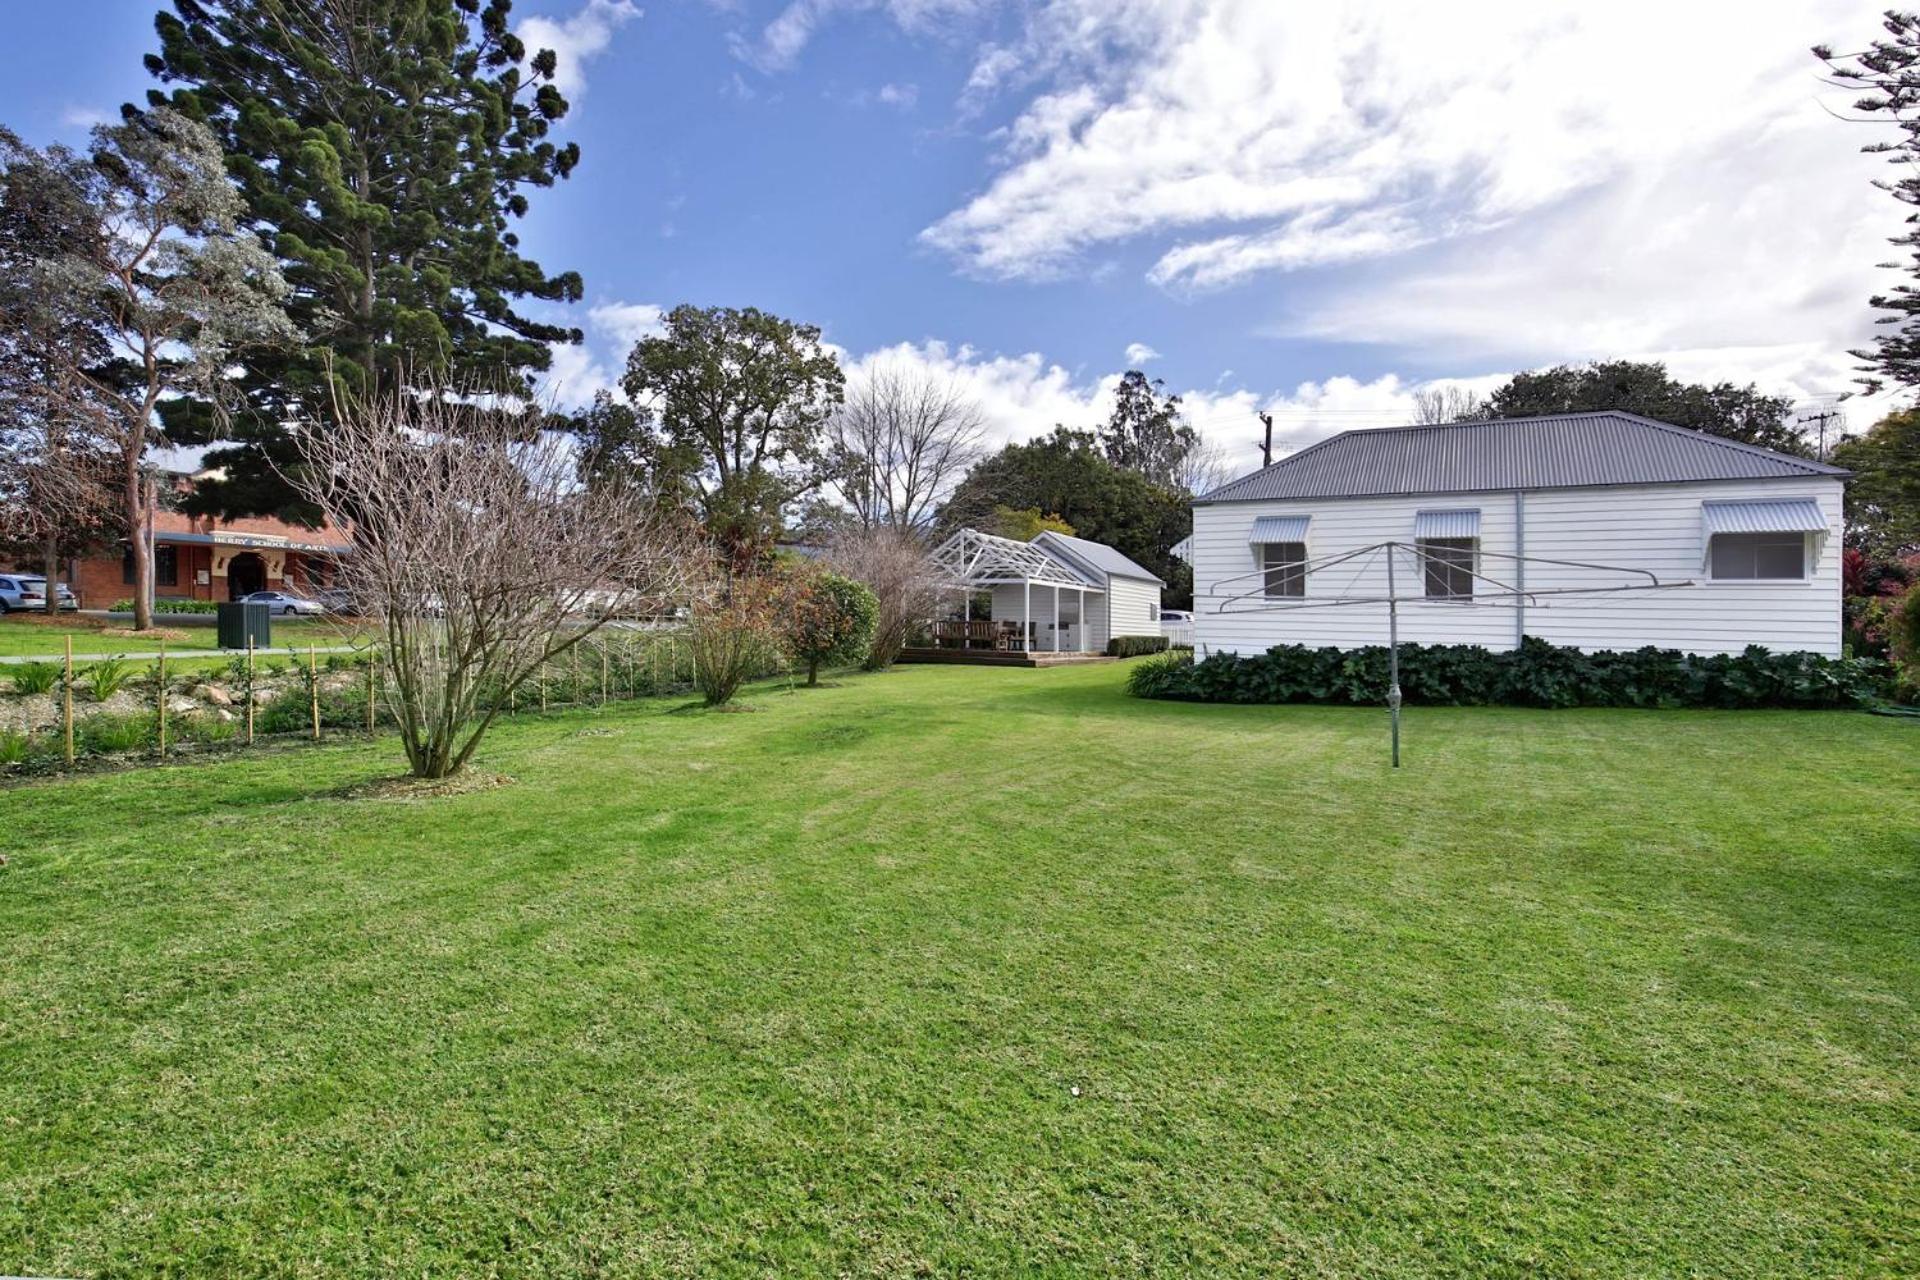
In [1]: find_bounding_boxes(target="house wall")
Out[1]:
[1106,575,1163,644]
[60,544,337,607]
[1191,477,1844,657]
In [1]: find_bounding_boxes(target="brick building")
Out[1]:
[58,501,348,608]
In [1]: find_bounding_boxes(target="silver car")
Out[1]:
[243,589,326,617]
[0,574,78,612]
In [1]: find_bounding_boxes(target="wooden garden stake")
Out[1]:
[243,637,255,744]
[156,639,167,756]
[63,635,74,766]
[539,661,547,712]
[309,645,320,741]
[601,645,609,708]
[366,653,376,734]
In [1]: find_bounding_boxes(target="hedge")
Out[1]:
[110,598,221,614]
[1106,634,1170,658]
[1127,637,1891,710]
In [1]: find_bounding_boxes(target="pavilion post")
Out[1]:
[1023,580,1031,652]
[962,588,970,649]
[1052,584,1060,652]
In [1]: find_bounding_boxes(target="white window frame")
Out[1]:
[1260,541,1307,598]
[1707,531,1809,582]
[1416,536,1478,601]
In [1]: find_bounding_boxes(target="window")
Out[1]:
[121,544,178,586]
[1419,537,1476,599]
[1262,542,1306,598]
[1710,532,1805,580]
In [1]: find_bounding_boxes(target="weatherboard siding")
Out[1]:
[1192,478,1844,658]
[1107,576,1164,645]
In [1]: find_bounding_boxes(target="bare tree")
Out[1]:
[290,383,698,779]
[828,526,939,669]
[4,110,293,631]
[827,362,987,531]
[1175,436,1237,496]
[0,415,115,609]
[1411,385,1486,424]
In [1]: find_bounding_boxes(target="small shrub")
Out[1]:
[690,580,785,707]
[10,662,59,696]
[0,728,33,767]
[79,713,156,756]
[87,656,135,702]
[779,569,879,686]
[1107,634,1170,658]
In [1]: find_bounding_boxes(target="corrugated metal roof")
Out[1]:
[1197,412,1848,504]
[1249,515,1312,543]
[1413,508,1481,539]
[1701,498,1827,535]
[1034,531,1165,585]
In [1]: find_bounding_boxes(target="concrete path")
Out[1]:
[0,645,363,665]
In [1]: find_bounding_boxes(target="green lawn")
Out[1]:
[0,615,365,659]
[1,663,1914,1277]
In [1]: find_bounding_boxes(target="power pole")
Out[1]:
[1798,408,1842,460]
[1257,411,1274,468]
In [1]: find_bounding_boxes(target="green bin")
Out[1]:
[216,601,272,650]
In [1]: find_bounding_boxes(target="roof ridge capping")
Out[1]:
[1196,410,1846,505]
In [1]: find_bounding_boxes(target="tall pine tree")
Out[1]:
[145,0,586,518]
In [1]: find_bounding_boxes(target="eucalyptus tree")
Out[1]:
[2,110,292,630]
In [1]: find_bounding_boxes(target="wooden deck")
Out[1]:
[895,647,1118,668]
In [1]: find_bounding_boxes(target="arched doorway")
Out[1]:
[227,551,266,599]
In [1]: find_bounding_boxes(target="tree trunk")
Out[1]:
[807,658,819,687]
[41,533,59,616]
[126,459,151,632]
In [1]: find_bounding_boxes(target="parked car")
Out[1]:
[242,589,326,616]
[0,575,78,612]
[1159,607,1195,646]
[1158,609,1194,624]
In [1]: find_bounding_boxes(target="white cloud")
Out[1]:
[732,0,988,72]
[60,105,111,130]
[876,82,920,109]
[921,0,1879,293]
[1123,342,1160,365]
[589,301,668,347]
[518,0,641,100]
[540,341,621,410]
[834,338,1507,482]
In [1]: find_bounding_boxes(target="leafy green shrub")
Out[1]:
[1106,634,1170,658]
[87,655,135,702]
[9,662,59,696]
[779,570,878,686]
[78,713,156,756]
[0,728,34,767]
[1129,638,1889,711]
[110,597,220,614]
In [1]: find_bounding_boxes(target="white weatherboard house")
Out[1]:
[1189,412,1849,658]
[916,528,1164,660]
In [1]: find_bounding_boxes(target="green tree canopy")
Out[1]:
[144,0,586,520]
[1471,360,1809,455]
[1100,370,1199,488]
[938,427,1193,607]
[618,305,845,569]
[778,568,878,687]
[1832,409,1920,556]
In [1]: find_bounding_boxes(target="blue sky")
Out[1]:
[2,0,1904,472]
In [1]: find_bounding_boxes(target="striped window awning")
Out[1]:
[1701,498,1827,535]
[1413,508,1481,539]
[1249,515,1310,544]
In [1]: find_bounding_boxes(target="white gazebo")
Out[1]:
[921,525,1105,656]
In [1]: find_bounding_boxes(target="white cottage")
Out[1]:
[1189,412,1849,658]
[915,528,1164,660]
